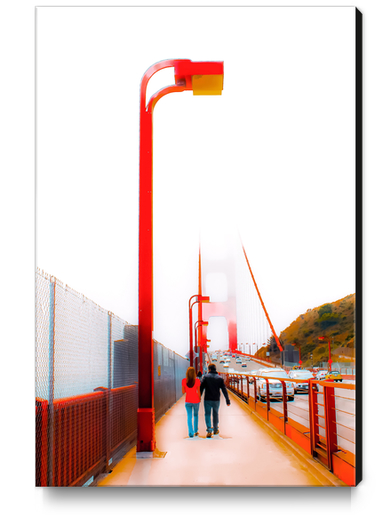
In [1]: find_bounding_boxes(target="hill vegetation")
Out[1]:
[255,294,355,367]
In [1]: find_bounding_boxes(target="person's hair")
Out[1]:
[197,371,202,378]
[208,363,217,372]
[186,367,196,388]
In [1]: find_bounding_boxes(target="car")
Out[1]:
[241,362,247,368]
[312,370,328,391]
[314,370,328,381]
[325,370,343,382]
[288,370,314,393]
[223,362,230,368]
[246,370,259,384]
[259,368,290,379]
[236,359,242,364]
[257,368,295,401]
[257,380,295,402]
[219,358,225,363]
[292,365,302,370]
[225,358,231,363]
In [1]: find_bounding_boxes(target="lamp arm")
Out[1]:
[147,85,186,113]
[140,59,191,112]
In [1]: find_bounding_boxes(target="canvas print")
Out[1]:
[35,6,362,487]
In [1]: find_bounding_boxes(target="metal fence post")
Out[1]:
[324,384,338,470]
[266,379,270,421]
[282,380,288,434]
[254,377,257,408]
[47,277,56,486]
[173,352,177,401]
[106,312,113,470]
[309,380,323,462]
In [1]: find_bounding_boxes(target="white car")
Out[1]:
[259,368,289,378]
[314,370,328,381]
[223,362,230,368]
[288,370,314,393]
[313,370,328,391]
[246,370,259,384]
[257,368,295,401]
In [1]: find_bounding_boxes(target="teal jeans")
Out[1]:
[185,402,200,437]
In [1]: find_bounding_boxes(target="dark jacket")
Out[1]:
[200,371,230,404]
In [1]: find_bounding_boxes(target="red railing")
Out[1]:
[35,399,48,486]
[110,386,137,455]
[36,385,137,486]
[223,373,356,486]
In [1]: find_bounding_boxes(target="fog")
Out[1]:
[36,7,356,358]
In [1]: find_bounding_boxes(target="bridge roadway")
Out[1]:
[97,387,346,487]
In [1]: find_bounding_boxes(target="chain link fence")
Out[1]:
[35,268,188,486]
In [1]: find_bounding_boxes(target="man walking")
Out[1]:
[200,363,231,438]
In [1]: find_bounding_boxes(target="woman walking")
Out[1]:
[182,367,201,438]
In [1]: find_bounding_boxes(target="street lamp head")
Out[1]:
[194,319,209,329]
[174,60,224,95]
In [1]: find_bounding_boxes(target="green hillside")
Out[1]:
[256,294,355,367]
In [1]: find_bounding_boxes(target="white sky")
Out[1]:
[36,6,356,358]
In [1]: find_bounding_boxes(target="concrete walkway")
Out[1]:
[97,393,345,487]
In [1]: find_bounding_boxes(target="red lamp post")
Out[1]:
[137,59,223,453]
[194,320,209,374]
[189,295,210,367]
[318,336,332,371]
[292,343,302,367]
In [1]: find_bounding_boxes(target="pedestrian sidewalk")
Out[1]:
[97,394,345,487]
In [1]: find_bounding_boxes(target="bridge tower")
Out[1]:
[198,229,238,354]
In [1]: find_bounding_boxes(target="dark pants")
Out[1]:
[204,399,220,433]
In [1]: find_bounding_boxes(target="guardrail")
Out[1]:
[36,385,137,486]
[223,372,356,486]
